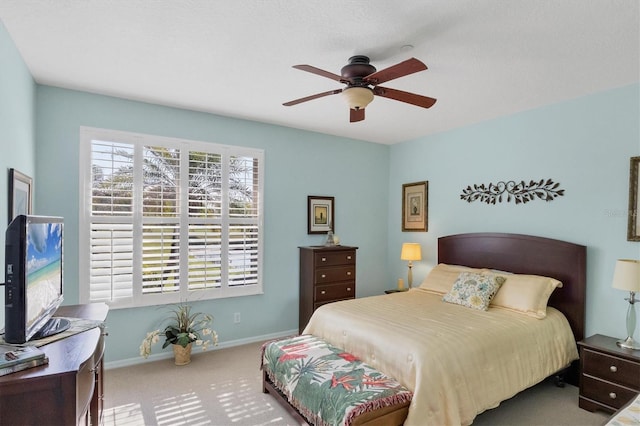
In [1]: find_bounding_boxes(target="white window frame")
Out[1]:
[79,126,264,309]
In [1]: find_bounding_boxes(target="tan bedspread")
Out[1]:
[303,288,578,426]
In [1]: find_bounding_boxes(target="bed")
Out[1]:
[300,232,587,425]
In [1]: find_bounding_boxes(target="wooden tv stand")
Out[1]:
[0,303,108,425]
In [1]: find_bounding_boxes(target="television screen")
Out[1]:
[4,215,68,343]
[25,219,62,330]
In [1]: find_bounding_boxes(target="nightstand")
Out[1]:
[578,334,640,413]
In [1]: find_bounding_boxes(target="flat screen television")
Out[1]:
[4,215,69,344]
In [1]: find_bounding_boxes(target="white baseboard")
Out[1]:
[105,328,298,370]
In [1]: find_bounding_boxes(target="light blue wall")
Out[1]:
[388,83,640,340]
[34,86,389,363]
[0,20,36,327]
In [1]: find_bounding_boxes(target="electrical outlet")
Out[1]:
[234,312,241,324]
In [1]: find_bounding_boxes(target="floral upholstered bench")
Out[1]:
[261,334,412,426]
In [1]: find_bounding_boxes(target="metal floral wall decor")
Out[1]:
[460,179,564,205]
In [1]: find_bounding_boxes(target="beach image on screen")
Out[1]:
[26,222,62,328]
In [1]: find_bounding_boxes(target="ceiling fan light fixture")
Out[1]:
[342,87,374,110]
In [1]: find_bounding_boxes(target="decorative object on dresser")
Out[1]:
[0,303,108,426]
[628,156,640,241]
[611,259,640,349]
[299,245,357,334]
[578,334,640,414]
[460,178,564,204]
[324,227,338,246]
[307,195,334,234]
[402,181,428,231]
[400,242,422,289]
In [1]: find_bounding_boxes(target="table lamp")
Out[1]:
[611,259,640,349]
[401,243,422,289]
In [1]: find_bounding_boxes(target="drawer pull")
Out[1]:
[347,287,352,292]
[609,365,617,373]
[609,392,617,400]
[321,290,326,295]
[321,274,326,278]
[346,255,352,260]
[321,257,327,262]
[347,271,352,276]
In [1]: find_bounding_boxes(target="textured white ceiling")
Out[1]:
[0,1,638,144]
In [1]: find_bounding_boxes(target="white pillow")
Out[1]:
[489,273,563,318]
[419,263,484,295]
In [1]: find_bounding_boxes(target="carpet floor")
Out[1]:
[103,340,610,426]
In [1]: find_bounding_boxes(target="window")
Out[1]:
[79,127,263,308]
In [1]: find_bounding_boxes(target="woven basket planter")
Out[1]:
[172,343,192,365]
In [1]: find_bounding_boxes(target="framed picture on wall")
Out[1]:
[402,181,428,232]
[308,196,334,234]
[8,168,33,223]
[628,156,640,241]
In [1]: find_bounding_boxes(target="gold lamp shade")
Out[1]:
[401,243,422,261]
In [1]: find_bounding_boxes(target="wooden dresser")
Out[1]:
[0,303,109,426]
[578,334,640,413]
[299,245,358,334]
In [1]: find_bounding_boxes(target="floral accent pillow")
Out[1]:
[442,272,506,311]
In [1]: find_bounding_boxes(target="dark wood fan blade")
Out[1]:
[373,86,436,108]
[292,65,344,82]
[350,108,365,122]
[283,89,342,106]
[364,58,427,85]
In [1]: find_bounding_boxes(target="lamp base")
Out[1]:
[616,336,640,350]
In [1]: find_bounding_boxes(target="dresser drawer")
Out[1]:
[582,349,640,389]
[315,282,355,302]
[581,375,637,410]
[315,266,355,284]
[315,250,356,267]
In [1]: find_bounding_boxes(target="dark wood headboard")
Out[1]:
[438,232,586,343]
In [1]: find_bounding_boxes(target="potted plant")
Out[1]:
[140,302,218,365]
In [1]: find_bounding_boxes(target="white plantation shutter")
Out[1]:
[90,141,134,215]
[188,223,222,290]
[141,223,181,294]
[229,225,259,286]
[79,127,264,308]
[188,152,222,217]
[228,155,260,287]
[89,223,133,301]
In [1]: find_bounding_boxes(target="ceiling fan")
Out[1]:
[283,55,437,123]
